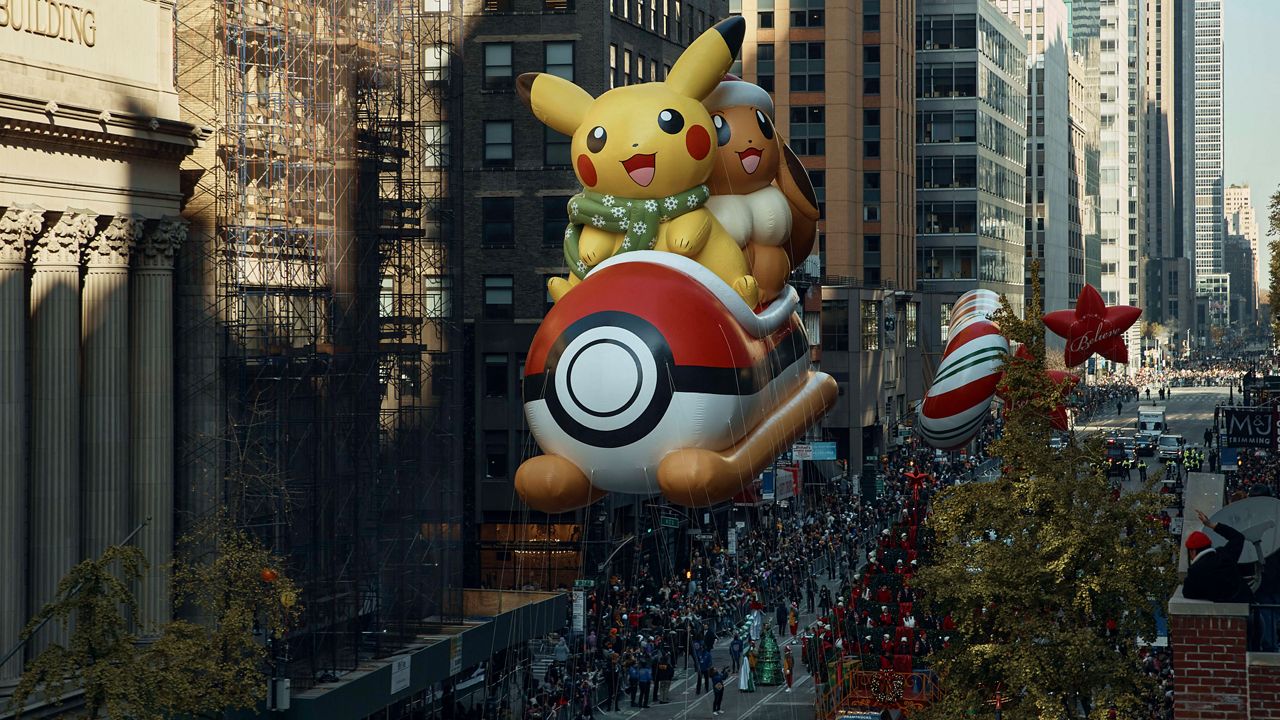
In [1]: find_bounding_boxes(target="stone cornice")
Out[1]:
[0,205,45,265]
[34,210,97,267]
[85,215,144,268]
[0,94,210,161]
[136,217,188,271]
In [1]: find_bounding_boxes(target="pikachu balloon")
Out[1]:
[518,17,758,308]
[703,77,821,304]
[514,17,837,514]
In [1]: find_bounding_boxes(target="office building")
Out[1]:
[461,0,730,590]
[1190,0,1224,280]
[1225,184,1261,308]
[917,0,1027,307]
[1072,0,1144,362]
[1142,0,1194,349]
[733,0,918,470]
[1068,49,1103,294]
[993,0,1081,315]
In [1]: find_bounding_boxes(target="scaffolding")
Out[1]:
[176,0,462,691]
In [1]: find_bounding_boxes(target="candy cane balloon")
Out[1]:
[918,290,1009,450]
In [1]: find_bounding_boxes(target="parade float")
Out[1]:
[512,17,835,513]
[918,284,1142,451]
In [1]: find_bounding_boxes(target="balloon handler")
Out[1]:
[512,17,836,512]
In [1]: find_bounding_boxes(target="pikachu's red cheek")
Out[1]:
[686,126,711,161]
[577,155,598,187]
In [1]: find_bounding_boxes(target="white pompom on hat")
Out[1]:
[703,74,775,119]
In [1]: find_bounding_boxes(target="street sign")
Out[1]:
[694,533,714,541]
[573,579,596,589]
[1220,407,1278,450]
[572,591,585,632]
[727,528,737,556]
[390,655,411,694]
[660,516,680,529]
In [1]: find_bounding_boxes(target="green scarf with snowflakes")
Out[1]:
[561,185,711,279]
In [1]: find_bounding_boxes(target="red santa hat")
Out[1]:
[704,74,775,118]
[1185,530,1212,551]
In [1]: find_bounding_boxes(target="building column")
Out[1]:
[29,209,96,652]
[132,217,186,630]
[83,216,142,558]
[0,206,42,680]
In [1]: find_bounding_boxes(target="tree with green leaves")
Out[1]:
[9,514,300,719]
[1267,185,1280,349]
[913,276,1176,720]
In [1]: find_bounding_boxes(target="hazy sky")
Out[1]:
[1224,0,1278,286]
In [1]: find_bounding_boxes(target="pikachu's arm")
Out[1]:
[775,141,821,267]
[663,210,713,258]
[579,226,618,268]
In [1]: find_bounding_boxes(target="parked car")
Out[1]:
[1158,434,1186,461]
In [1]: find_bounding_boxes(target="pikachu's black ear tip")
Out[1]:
[714,16,746,59]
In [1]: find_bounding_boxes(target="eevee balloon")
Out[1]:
[518,17,759,308]
[703,77,820,304]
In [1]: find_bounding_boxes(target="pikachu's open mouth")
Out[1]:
[622,153,656,187]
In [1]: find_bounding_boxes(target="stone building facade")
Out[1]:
[0,0,202,680]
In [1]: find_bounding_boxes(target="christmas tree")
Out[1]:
[757,626,783,685]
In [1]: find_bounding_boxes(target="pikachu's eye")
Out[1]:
[657,109,685,134]
[755,110,774,140]
[713,115,731,146]
[587,126,607,153]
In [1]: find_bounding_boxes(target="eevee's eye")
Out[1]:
[657,109,685,134]
[713,115,731,146]
[587,126,608,153]
[755,110,774,140]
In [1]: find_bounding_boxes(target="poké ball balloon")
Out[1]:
[703,78,820,305]
[518,17,758,307]
[515,251,837,513]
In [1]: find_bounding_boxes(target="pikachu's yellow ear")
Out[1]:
[518,73,593,137]
[666,16,745,100]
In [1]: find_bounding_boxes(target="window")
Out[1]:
[790,0,824,27]
[543,195,570,247]
[822,300,848,351]
[484,122,513,167]
[789,42,824,91]
[545,42,574,81]
[863,205,880,222]
[757,44,775,92]
[758,11,774,28]
[905,302,918,348]
[860,301,880,351]
[808,169,825,219]
[863,0,880,31]
[545,127,571,166]
[863,77,880,95]
[789,105,825,155]
[482,0,511,11]
[609,44,618,88]
[940,303,952,342]
[483,275,514,319]
[423,122,449,168]
[484,354,509,397]
[481,198,515,248]
[918,246,976,280]
[484,43,513,89]
[637,54,646,81]
[485,430,509,479]
[624,49,633,84]
[864,141,880,158]
[864,266,881,286]
[863,45,880,76]
[863,172,880,202]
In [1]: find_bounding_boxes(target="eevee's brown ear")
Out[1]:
[776,140,820,266]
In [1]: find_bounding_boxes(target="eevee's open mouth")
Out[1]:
[737,147,763,174]
[622,153,656,187]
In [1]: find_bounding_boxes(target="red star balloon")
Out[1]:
[1043,284,1142,367]
[997,345,1080,430]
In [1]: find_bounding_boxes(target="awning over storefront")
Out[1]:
[281,590,568,720]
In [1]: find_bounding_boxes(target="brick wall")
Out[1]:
[1249,656,1280,719]
[1169,585,1280,720]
